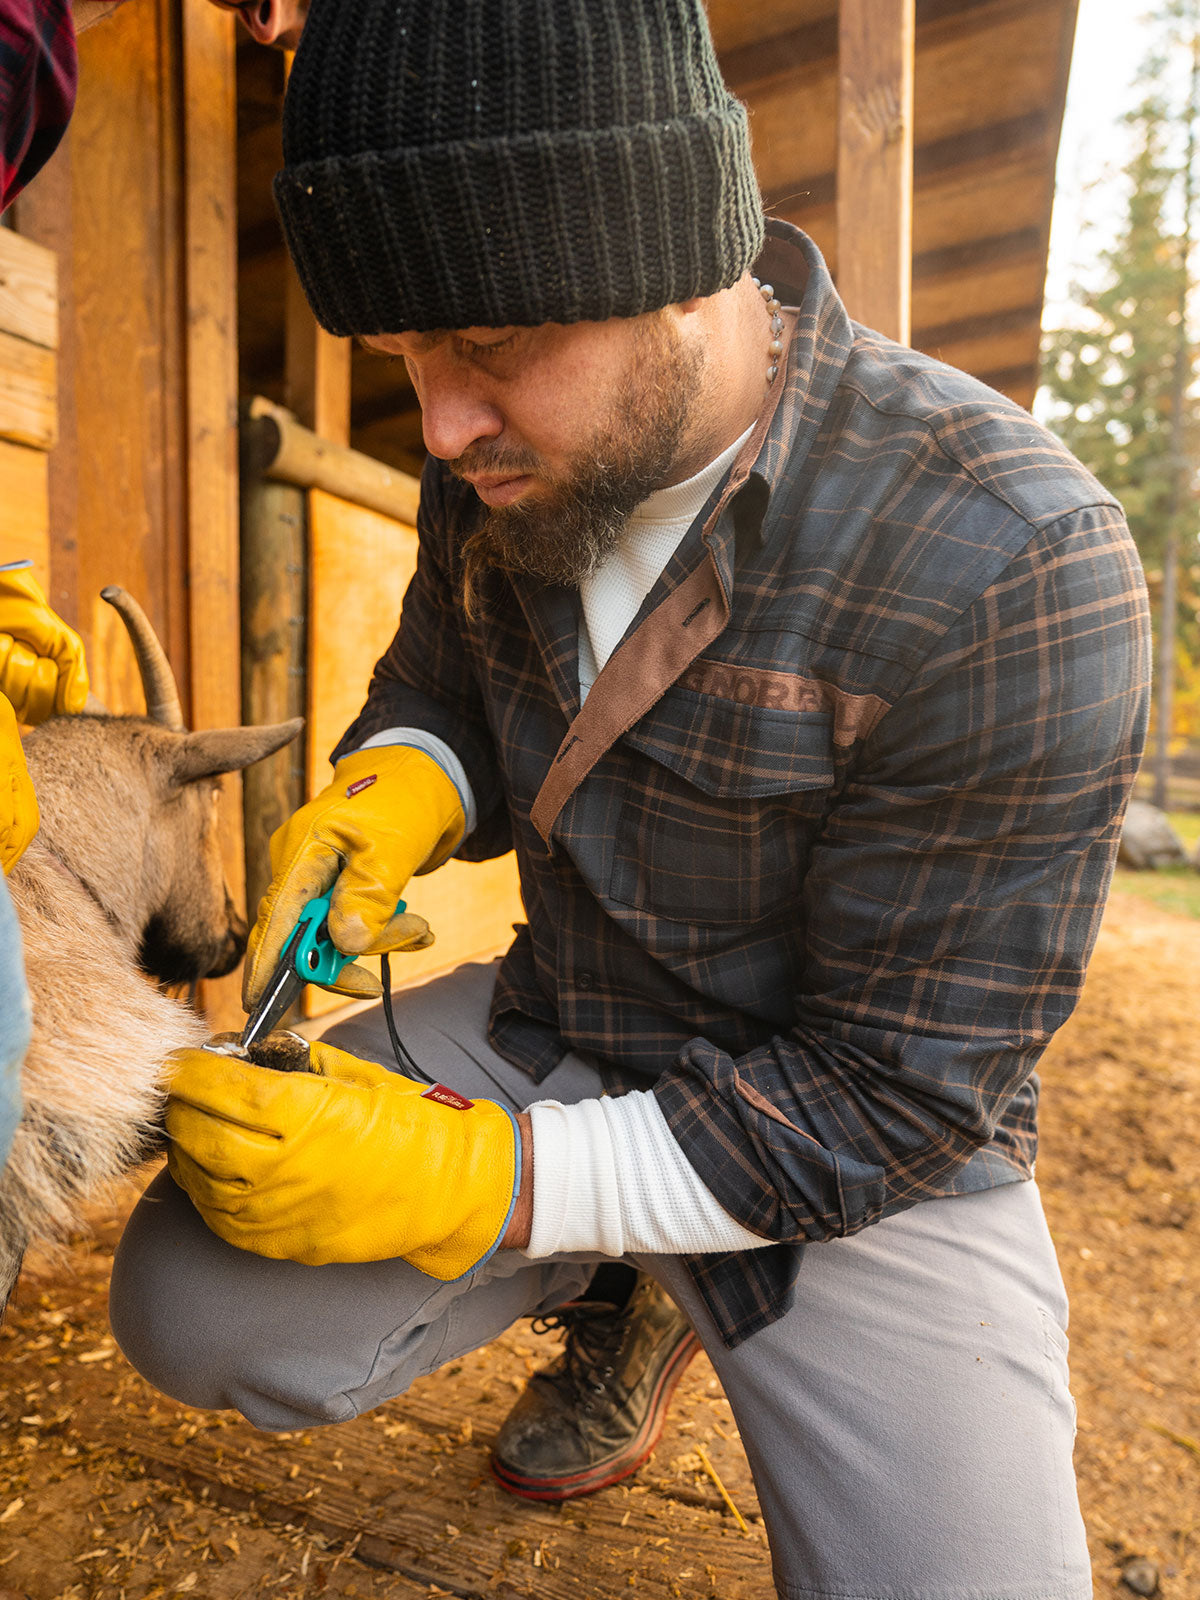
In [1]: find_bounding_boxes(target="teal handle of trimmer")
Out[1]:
[290,891,407,987]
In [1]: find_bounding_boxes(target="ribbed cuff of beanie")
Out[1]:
[275,108,764,337]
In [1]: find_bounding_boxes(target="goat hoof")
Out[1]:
[202,1029,313,1073]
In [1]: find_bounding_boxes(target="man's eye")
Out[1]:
[460,334,518,359]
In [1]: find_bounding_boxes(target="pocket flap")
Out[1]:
[621,684,836,797]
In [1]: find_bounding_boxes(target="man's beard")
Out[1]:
[452,317,703,609]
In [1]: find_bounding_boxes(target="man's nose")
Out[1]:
[418,379,504,464]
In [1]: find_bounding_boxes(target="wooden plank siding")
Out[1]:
[0,229,55,579]
[24,0,192,720]
[0,328,55,451]
[0,438,51,582]
[0,229,57,350]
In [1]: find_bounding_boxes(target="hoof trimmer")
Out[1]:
[230,890,433,1082]
[239,889,377,1052]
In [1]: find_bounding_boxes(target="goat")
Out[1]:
[1,587,301,1311]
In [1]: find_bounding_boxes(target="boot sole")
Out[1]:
[489,1329,703,1502]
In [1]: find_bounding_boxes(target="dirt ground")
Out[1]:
[0,886,1197,1599]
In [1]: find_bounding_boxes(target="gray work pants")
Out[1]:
[110,961,1092,1600]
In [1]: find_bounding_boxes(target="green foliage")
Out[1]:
[1112,863,1200,918]
[1041,84,1196,570]
[1112,810,1200,920]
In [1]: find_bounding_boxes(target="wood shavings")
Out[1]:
[693,1445,749,1534]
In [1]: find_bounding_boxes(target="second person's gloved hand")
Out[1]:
[0,694,38,874]
[242,744,466,1010]
[0,562,89,725]
[166,1040,521,1278]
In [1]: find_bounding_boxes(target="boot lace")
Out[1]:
[530,1301,625,1404]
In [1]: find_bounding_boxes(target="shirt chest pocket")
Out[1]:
[609,691,836,927]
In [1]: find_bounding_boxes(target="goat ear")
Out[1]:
[171,719,304,785]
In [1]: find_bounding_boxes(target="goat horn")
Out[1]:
[99,586,186,732]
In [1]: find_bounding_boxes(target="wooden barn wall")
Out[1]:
[12,0,244,1024]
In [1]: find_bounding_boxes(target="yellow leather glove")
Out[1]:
[0,562,89,725]
[0,693,38,873]
[165,1040,520,1279]
[243,744,466,1010]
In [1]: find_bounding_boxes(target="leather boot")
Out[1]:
[490,1266,702,1501]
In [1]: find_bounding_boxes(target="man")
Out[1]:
[111,1,1150,1594]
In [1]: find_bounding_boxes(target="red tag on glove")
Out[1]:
[346,774,378,797]
[422,1084,475,1111]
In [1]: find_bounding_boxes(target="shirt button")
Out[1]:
[576,971,595,992]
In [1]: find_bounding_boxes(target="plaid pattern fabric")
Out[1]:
[337,222,1151,1347]
[0,0,74,211]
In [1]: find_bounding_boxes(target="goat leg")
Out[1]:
[0,1230,27,1323]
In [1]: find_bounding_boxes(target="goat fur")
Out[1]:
[1,707,299,1310]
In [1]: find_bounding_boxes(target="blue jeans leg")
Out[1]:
[0,872,29,1171]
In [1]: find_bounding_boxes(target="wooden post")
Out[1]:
[183,0,244,1028]
[240,467,306,924]
[835,0,915,343]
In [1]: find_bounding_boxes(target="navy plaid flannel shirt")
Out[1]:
[336,222,1151,1347]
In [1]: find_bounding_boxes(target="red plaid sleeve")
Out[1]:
[0,0,75,211]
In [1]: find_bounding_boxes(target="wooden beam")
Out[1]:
[762,109,1052,228]
[246,396,421,525]
[911,301,1044,351]
[836,0,915,342]
[183,0,244,1029]
[719,13,838,97]
[720,0,1055,99]
[973,363,1039,399]
[911,224,1044,282]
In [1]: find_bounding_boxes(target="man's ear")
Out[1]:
[207,0,309,50]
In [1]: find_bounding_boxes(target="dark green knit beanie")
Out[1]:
[274,0,764,336]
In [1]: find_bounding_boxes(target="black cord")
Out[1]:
[380,952,437,1085]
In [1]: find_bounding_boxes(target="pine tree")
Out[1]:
[1040,7,1200,801]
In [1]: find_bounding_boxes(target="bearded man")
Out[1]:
[111,2,1149,1595]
